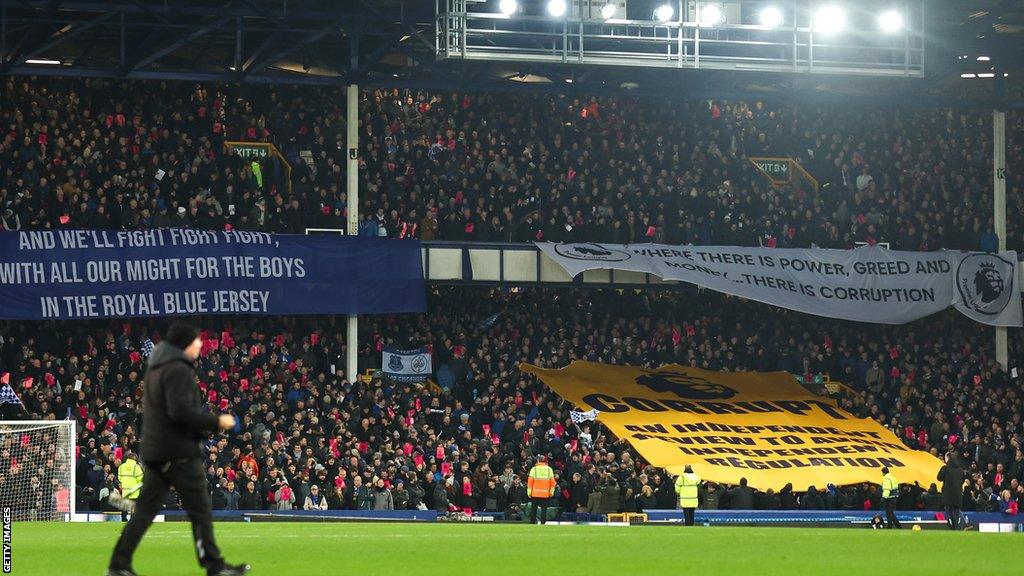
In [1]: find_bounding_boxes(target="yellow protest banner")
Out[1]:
[521,361,943,491]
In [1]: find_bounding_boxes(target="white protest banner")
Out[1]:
[537,243,1021,326]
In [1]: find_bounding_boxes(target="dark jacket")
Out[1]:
[779,483,798,510]
[393,488,410,510]
[727,485,754,510]
[598,478,620,514]
[938,461,966,508]
[433,482,450,512]
[407,481,425,509]
[139,342,219,461]
[239,488,263,510]
[635,492,658,512]
[567,479,591,511]
[654,479,676,509]
[800,487,823,510]
[505,481,527,513]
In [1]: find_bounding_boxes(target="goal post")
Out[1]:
[0,421,76,521]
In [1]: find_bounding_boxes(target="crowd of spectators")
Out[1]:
[2,287,1023,518]
[2,77,1023,251]
[2,76,1024,520]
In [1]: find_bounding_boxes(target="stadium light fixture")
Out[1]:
[977,72,995,78]
[877,10,903,33]
[960,73,976,78]
[698,4,724,27]
[977,55,990,61]
[546,0,567,18]
[498,0,518,17]
[654,4,674,23]
[813,6,845,35]
[759,6,783,28]
[601,2,617,19]
[25,58,61,65]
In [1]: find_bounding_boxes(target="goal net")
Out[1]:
[0,421,76,521]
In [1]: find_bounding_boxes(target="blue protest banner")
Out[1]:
[0,230,424,319]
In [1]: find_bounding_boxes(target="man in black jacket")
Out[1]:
[937,451,967,530]
[108,323,249,576]
[727,477,754,510]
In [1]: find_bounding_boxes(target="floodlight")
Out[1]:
[498,0,518,17]
[699,4,724,27]
[601,3,617,19]
[547,0,567,18]
[654,4,674,23]
[814,6,845,34]
[877,10,903,33]
[759,6,783,28]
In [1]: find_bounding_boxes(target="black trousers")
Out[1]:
[110,458,224,573]
[528,497,549,524]
[945,505,962,530]
[683,507,695,526]
[883,498,901,529]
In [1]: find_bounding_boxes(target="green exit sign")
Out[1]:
[750,158,793,185]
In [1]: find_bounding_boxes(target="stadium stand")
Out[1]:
[1,78,1022,519]
[2,78,1024,249]
[2,288,1022,517]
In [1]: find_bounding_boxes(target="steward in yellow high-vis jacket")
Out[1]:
[674,465,701,526]
[118,453,145,501]
[108,451,145,515]
[527,455,556,524]
[881,467,901,529]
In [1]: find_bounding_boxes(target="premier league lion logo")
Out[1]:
[957,254,1014,316]
[973,264,1004,304]
[634,371,738,400]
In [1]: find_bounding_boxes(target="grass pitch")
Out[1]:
[9,521,1022,575]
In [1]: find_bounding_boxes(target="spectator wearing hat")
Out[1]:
[274,480,296,510]
[392,481,410,510]
[304,485,328,511]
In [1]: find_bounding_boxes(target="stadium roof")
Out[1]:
[0,0,1022,108]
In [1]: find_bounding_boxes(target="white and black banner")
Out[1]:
[382,347,433,382]
[538,243,1021,326]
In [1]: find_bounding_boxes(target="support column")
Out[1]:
[994,110,1008,369]
[347,84,359,382]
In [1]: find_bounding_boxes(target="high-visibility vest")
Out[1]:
[118,458,144,500]
[882,473,899,499]
[675,472,700,509]
[251,161,264,189]
[527,463,556,498]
